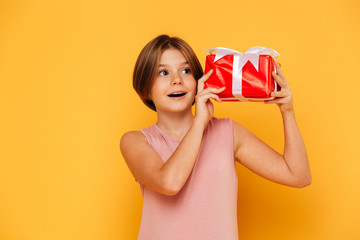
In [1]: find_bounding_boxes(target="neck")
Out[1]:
[156,109,194,140]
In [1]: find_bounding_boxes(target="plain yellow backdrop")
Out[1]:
[0,0,359,239]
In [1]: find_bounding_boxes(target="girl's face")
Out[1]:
[150,48,197,114]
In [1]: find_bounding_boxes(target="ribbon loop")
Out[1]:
[203,47,242,62]
[204,46,280,69]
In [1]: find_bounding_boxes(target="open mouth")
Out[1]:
[168,92,186,98]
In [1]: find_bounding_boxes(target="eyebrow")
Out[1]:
[158,61,189,67]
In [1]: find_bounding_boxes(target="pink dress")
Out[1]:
[137,118,238,240]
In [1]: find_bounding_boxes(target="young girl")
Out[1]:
[120,35,311,240]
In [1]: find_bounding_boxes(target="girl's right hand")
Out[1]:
[194,69,225,129]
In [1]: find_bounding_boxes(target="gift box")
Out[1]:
[204,47,280,101]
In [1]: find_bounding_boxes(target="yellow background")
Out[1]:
[0,0,359,239]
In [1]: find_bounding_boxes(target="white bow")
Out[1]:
[203,47,280,72]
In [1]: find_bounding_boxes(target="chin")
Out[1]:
[169,106,191,113]
[167,103,193,113]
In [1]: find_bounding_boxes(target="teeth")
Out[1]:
[168,92,186,97]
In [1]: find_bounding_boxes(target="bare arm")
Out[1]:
[121,119,205,196]
[234,60,311,188]
[120,69,225,196]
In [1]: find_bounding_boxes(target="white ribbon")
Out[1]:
[203,47,280,101]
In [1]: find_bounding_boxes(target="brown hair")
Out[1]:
[133,35,203,111]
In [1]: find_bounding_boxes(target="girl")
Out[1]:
[120,35,311,240]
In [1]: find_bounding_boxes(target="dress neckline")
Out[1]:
[153,123,182,143]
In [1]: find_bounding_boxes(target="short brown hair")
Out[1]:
[133,35,203,111]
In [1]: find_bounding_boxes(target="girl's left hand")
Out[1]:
[264,60,294,113]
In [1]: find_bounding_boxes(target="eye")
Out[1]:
[159,70,169,76]
[181,68,191,74]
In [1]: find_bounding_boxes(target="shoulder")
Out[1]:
[120,124,156,147]
[232,119,253,138]
[232,119,248,133]
[121,130,145,141]
[232,119,258,152]
[120,130,147,153]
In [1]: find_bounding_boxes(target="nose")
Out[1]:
[171,73,183,85]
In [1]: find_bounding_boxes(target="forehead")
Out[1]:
[159,48,187,66]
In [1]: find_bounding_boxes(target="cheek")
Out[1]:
[150,81,164,98]
[186,77,197,90]
[187,80,197,100]
[192,82,197,93]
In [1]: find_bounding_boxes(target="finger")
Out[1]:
[197,92,222,103]
[271,90,292,98]
[274,59,285,78]
[197,69,213,94]
[208,93,222,103]
[264,96,291,104]
[199,86,226,95]
[272,71,289,89]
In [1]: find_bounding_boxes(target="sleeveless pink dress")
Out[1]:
[137,118,238,240]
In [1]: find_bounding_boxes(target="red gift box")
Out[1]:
[204,47,280,102]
